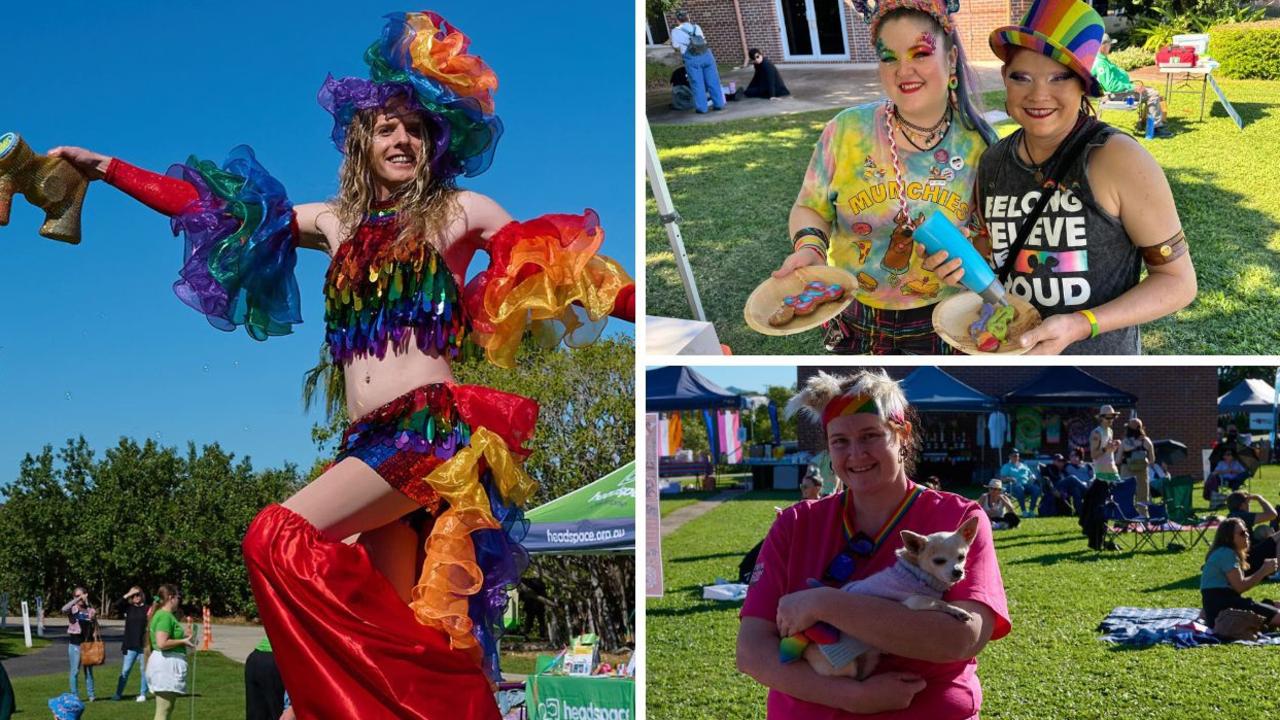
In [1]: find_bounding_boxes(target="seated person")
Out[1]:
[1059,450,1093,515]
[1149,459,1170,497]
[743,48,790,100]
[1208,450,1250,493]
[670,66,695,111]
[999,449,1040,516]
[1200,518,1280,630]
[1037,453,1075,516]
[1091,33,1169,135]
[1226,491,1280,575]
[979,479,1020,530]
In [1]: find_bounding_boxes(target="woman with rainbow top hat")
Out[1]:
[923,0,1196,354]
[737,369,1009,718]
[773,0,996,355]
[50,11,633,719]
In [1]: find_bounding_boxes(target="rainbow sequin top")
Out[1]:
[323,202,466,364]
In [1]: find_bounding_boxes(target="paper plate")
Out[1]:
[932,292,1041,355]
[744,266,858,336]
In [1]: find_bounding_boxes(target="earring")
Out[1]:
[948,73,958,90]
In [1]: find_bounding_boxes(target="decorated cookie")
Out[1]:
[968,301,1018,351]
[793,292,820,315]
[769,305,796,326]
[824,283,845,302]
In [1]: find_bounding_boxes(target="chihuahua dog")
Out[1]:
[803,515,979,679]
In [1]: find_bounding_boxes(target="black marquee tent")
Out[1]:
[1002,367,1137,408]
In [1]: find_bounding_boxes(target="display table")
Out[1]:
[1159,65,1212,121]
[527,673,635,720]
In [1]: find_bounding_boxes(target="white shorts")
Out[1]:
[145,650,188,694]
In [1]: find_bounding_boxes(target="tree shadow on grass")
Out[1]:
[1144,574,1202,593]
[672,551,748,563]
[1009,547,1119,565]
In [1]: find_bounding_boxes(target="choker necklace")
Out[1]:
[893,106,951,151]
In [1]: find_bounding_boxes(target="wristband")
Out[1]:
[1076,309,1099,339]
[793,238,827,262]
[792,226,829,250]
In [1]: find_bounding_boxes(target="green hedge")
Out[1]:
[1211,20,1280,79]
[1109,45,1155,71]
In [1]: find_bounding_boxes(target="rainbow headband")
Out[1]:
[821,394,905,428]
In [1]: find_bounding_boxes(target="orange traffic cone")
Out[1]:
[201,606,213,650]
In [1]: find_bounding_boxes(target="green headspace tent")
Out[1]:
[524,462,635,555]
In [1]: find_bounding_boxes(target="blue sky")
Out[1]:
[0,2,635,485]
[674,367,798,395]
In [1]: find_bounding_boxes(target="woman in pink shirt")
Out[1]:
[737,369,1010,718]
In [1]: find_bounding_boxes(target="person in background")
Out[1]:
[60,588,96,702]
[670,9,726,114]
[1119,417,1155,516]
[1091,33,1169,136]
[800,468,824,501]
[1037,453,1073,516]
[979,479,1021,530]
[744,48,790,100]
[1209,449,1250,494]
[1225,491,1280,575]
[112,586,149,702]
[1148,459,1170,497]
[998,449,1040,516]
[1059,449,1094,515]
[146,584,195,720]
[1200,518,1280,629]
[245,637,291,720]
[1090,407,1122,484]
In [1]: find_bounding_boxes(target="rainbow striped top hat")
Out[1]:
[989,0,1105,97]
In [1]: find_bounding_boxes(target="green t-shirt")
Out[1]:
[255,636,273,653]
[1091,54,1134,95]
[149,608,186,655]
[1201,546,1241,590]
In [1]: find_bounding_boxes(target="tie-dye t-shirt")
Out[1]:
[796,101,985,311]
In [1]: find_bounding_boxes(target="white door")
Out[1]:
[775,0,849,61]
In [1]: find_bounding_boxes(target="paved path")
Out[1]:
[661,489,746,538]
[648,62,1007,126]
[1,615,265,679]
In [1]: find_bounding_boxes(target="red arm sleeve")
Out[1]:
[610,283,635,323]
[103,158,199,217]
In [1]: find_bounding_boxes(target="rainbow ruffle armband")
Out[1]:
[463,209,631,368]
[166,146,301,340]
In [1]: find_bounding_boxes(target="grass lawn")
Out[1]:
[646,78,1280,355]
[8,651,244,718]
[0,629,51,658]
[648,467,1280,719]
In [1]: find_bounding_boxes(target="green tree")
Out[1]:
[1218,366,1278,396]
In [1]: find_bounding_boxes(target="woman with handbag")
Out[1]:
[1120,417,1155,515]
[59,588,98,702]
[146,585,194,720]
[1200,518,1280,631]
[923,0,1196,354]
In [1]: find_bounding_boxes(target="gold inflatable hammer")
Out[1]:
[0,132,88,244]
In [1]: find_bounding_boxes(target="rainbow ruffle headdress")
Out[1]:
[318,11,502,179]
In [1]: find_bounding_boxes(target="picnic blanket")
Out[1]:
[1098,606,1280,648]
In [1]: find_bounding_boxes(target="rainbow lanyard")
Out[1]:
[824,483,924,584]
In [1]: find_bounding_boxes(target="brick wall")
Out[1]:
[666,0,1019,65]
[796,366,1218,478]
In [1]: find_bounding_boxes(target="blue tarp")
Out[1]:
[1002,367,1136,408]
[645,366,745,412]
[900,367,998,412]
[1218,378,1276,414]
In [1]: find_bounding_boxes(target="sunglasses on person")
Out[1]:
[823,531,876,584]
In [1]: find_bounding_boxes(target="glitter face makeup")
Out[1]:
[912,32,937,56]
[876,37,897,62]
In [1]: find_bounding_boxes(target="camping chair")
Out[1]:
[1162,475,1216,549]
[1103,478,1166,551]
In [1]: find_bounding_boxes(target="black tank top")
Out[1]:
[977,122,1141,354]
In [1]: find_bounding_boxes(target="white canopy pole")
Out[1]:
[645,121,706,321]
